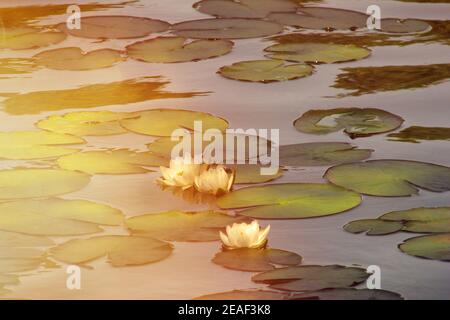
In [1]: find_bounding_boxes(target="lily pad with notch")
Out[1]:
[399,233,450,261]
[343,219,404,235]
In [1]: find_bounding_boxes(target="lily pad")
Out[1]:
[325,160,450,197]
[0,58,36,76]
[252,265,369,291]
[380,18,431,34]
[50,235,173,267]
[218,60,314,83]
[57,15,170,39]
[343,219,404,235]
[234,165,283,184]
[193,0,298,18]
[279,142,372,166]
[294,288,403,300]
[265,43,371,64]
[126,210,248,242]
[172,18,283,39]
[382,207,450,233]
[195,290,291,300]
[0,27,66,50]
[0,231,53,247]
[127,37,233,63]
[0,198,123,236]
[293,108,404,138]
[0,130,84,160]
[120,109,228,137]
[57,149,168,175]
[0,169,90,200]
[33,47,125,71]
[399,234,450,261]
[387,126,450,143]
[217,183,362,219]
[212,248,302,271]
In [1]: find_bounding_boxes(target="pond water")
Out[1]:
[0,0,450,299]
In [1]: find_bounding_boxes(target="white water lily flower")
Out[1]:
[220,220,270,250]
[194,165,234,195]
[157,156,202,189]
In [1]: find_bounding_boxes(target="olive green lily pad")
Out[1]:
[126,210,248,242]
[127,37,233,63]
[0,169,90,200]
[217,183,362,219]
[343,219,404,235]
[195,289,292,300]
[252,265,369,291]
[57,149,168,175]
[294,288,403,300]
[212,248,302,271]
[294,108,404,138]
[0,27,66,50]
[325,160,450,197]
[399,234,450,261]
[0,198,123,236]
[50,235,173,267]
[193,0,298,18]
[380,18,431,34]
[172,18,283,39]
[387,126,450,143]
[381,207,450,233]
[279,142,372,166]
[218,60,314,83]
[33,47,125,71]
[265,43,371,64]
[0,131,84,160]
[120,109,228,137]
[36,111,139,136]
[57,15,170,39]
[234,165,283,184]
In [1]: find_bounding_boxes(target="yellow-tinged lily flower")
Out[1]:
[220,220,270,250]
[157,157,202,189]
[194,165,234,195]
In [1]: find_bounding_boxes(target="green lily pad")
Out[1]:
[279,142,372,166]
[218,60,314,83]
[252,265,369,291]
[343,219,404,235]
[57,15,170,39]
[234,165,283,184]
[57,149,168,175]
[387,126,450,143]
[381,207,450,233]
[195,289,291,300]
[50,235,173,267]
[294,108,404,138]
[127,37,233,63]
[217,183,362,219]
[193,0,298,18]
[405,220,450,233]
[265,43,371,64]
[0,130,84,160]
[33,47,125,71]
[212,248,302,271]
[126,210,248,242]
[0,169,90,200]
[294,288,403,300]
[325,160,450,197]
[120,109,228,137]
[399,234,450,261]
[172,18,283,39]
[380,18,431,34]
[0,27,66,50]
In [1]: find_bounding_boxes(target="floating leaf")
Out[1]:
[57,15,170,39]
[0,27,66,50]
[0,131,84,160]
[126,210,248,242]
[0,231,53,247]
[343,219,403,235]
[265,43,370,64]
[380,18,431,34]
[294,288,403,300]
[195,290,291,300]
[172,18,283,39]
[3,78,203,115]
[333,64,450,97]
[0,169,90,200]
[0,58,36,76]
[33,47,125,71]
[218,60,314,83]
[382,207,450,233]
[0,198,123,236]
[57,149,168,175]
[234,165,283,184]
[50,235,173,267]
[387,126,450,143]
[127,37,233,63]
[120,109,228,136]
[193,0,298,18]
[0,258,43,274]
[293,108,404,138]
[252,265,368,291]
[279,142,372,166]
[399,234,450,261]
[217,183,361,219]
[212,248,302,271]
[325,160,450,197]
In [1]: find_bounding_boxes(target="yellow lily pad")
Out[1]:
[234,165,283,184]
[0,58,36,76]
[0,27,66,50]
[0,231,53,247]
